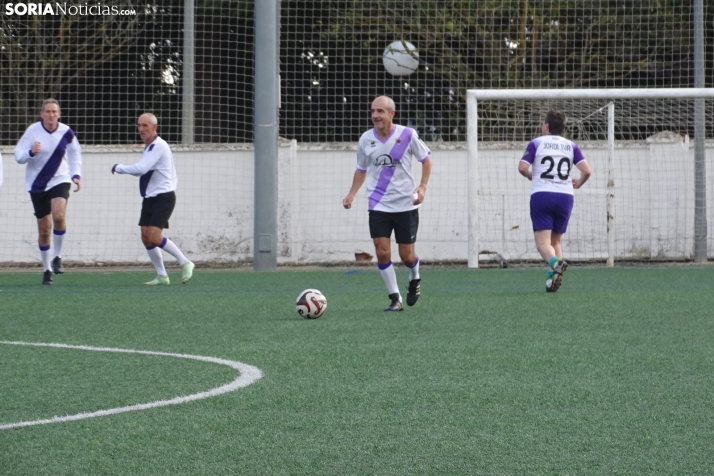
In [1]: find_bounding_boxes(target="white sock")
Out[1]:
[146,246,167,276]
[378,261,401,300]
[406,257,420,281]
[53,229,66,258]
[159,237,189,266]
[39,245,51,271]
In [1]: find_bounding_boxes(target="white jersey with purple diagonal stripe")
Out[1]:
[520,134,586,195]
[356,124,431,212]
[14,122,82,193]
[114,136,178,198]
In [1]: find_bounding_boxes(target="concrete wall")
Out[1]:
[1,138,712,265]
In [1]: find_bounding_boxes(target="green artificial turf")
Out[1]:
[1,266,713,475]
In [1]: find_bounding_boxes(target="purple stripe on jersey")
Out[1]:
[367,128,415,210]
[53,229,66,236]
[139,170,155,198]
[368,166,397,210]
[389,128,413,163]
[356,167,366,172]
[573,144,585,165]
[30,129,75,193]
[521,139,540,164]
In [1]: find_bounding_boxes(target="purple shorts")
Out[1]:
[530,192,574,234]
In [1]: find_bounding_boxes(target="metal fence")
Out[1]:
[1,0,712,145]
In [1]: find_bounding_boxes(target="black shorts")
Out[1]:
[30,183,71,218]
[139,191,176,229]
[369,209,419,244]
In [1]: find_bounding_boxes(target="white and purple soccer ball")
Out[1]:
[296,289,327,319]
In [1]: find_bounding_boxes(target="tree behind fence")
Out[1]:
[1,0,711,146]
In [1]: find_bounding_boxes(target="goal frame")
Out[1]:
[466,88,714,268]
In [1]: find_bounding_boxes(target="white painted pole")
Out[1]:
[606,102,615,267]
[469,88,714,101]
[467,92,479,268]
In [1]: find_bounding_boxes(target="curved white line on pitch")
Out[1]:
[0,341,263,430]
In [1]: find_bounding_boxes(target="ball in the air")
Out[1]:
[382,40,419,76]
[296,289,327,319]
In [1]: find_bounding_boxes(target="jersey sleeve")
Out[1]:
[14,128,35,164]
[521,140,538,164]
[356,140,368,172]
[572,143,586,165]
[115,143,164,176]
[409,130,431,162]
[66,132,82,179]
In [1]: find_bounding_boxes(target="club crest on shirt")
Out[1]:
[374,154,396,168]
[396,138,402,144]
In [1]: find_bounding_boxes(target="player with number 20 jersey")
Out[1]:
[518,110,591,293]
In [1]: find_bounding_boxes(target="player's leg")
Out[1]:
[49,190,69,274]
[531,192,561,291]
[139,195,169,285]
[369,211,402,311]
[395,209,420,306]
[551,234,563,260]
[149,192,194,283]
[31,191,54,284]
[549,195,574,291]
[534,229,556,262]
[141,226,170,285]
[37,215,53,284]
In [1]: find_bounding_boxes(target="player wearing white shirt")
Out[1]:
[518,110,592,292]
[112,113,194,285]
[14,99,82,285]
[343,96,432,311]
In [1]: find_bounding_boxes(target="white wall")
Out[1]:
[0,138,712,265]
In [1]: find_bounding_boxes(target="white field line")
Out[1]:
[0,341,263,430]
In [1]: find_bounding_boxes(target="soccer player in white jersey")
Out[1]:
[343,96,432,311]
[518,110,592,292]
[112,113,194,285]
[15,99,82,285]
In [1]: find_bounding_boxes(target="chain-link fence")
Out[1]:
[2,0,712,145]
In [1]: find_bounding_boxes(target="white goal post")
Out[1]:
[466,88,714,268]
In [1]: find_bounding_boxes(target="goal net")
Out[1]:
[466,89,714,268]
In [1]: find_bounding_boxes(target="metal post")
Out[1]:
[693,0,707,262]
[182,0,195,145]
[253,0,279,270]
[606,102,615,267]
[466,92,479,268]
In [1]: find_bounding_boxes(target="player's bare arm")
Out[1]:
[518,161,532,180]
[572,161,592,189]
[343,170,366,209]
[413,157,432,205]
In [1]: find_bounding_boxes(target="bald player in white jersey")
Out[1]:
[15,99,82,285]
[112,113,194,285]
[343,96,432,311]
[518,110,592,292]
